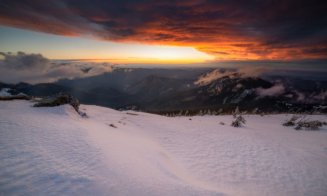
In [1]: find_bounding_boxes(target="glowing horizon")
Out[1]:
[0,26,215,64]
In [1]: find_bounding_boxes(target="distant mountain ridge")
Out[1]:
[1,68,327,114]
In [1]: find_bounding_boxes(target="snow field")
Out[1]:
[1,101,327,195]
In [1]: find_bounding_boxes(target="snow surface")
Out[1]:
[0,88,11,97]
[1,101,327,196]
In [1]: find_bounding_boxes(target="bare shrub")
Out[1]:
[231,115,246,127]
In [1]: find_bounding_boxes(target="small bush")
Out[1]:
[282,115,300,127]
[283,121,295,126]
[283,115,326,131]
[231,115,246,127]
[295,120,324,130]
[34,94,79,111]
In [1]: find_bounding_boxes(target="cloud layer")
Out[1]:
[0,52,114,83]
[256,84,285,97]
[1,0,326,60]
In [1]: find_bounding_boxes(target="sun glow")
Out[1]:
[68,43,215,64]
[65,45,215,64]
[58,44,215,64]
[113,45,215,64]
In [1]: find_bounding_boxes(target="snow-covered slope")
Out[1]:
[1,101,327,196]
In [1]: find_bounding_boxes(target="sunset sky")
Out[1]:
[0,0,327,64]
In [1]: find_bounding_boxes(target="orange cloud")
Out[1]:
[1,0,326,61]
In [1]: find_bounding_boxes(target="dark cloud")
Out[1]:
[0,0,326,60]
[0,51,50,70]
[0,52,115,83]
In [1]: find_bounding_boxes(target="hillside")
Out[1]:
[1,101,327,195]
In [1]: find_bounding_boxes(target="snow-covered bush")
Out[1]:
[282,115,300,127]
[295,120,325,130]
[231,115,246,127]
[283,115,326,130]
[33,93,89,117]
[34,94,76,108]
[34,93,80,112]
[232,106,240,118]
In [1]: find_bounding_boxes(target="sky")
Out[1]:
[0,0,326,84]
[0,0,326,63]
[0,26,213,63]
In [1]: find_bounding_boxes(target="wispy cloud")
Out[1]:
[195,66,270,86]
[256,84,285,97]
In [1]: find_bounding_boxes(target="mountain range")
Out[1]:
[1,67,327,114]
